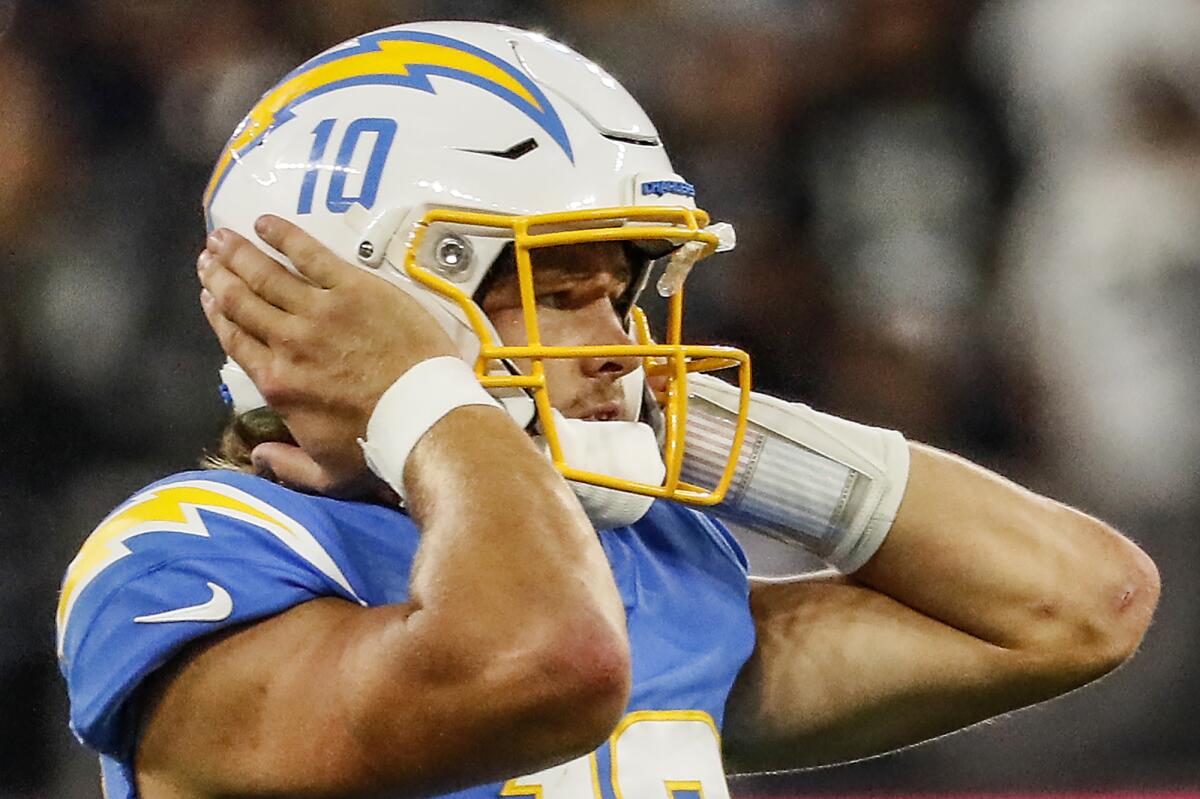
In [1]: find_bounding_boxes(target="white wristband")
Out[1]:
[359,356,501,499]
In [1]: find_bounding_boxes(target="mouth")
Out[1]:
[576,401,623,422]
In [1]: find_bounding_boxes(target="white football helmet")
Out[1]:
[204,20,751,514]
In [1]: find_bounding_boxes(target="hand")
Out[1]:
[198,215,457,494]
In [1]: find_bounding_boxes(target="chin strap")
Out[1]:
[535,410,666,530]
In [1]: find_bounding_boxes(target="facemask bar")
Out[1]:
[401,205,752,506]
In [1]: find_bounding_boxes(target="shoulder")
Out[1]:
[55,469,400,757]
[57,469,365,644]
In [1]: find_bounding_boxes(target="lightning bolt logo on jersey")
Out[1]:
[57,470,755,799]
[55,481,361,655]
[203,28,574,211]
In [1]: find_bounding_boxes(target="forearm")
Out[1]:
[687,375,1158,661]
[332,407,630,784]
[402,405,629,683]
[853,443,1159,658]
[721,444,1159,771]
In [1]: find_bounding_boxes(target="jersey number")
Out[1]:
[501,711,729,799]
[297,117,397,214]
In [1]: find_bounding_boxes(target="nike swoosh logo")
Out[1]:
[134,582,233,624]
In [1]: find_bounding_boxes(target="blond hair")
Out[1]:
[202,407,294,474]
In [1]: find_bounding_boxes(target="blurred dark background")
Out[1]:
[1,0,1197,795]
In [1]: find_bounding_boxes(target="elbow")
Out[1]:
[1053,523,1161,680]
[1095,537,1160,668]
[333,608,629,795]
[501,590,633,739]
[414,612,631,759]
[514,620,632,755]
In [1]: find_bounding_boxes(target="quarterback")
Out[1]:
[57,21,1158,799]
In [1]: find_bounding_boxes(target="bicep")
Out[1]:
[135,597,391,798]
[721,576,1094,773]
[136,590,610,798]
[139,595,545,799]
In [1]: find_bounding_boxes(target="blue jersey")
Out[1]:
[57,469,756,799]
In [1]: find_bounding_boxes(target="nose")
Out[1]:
[576,298,640,380]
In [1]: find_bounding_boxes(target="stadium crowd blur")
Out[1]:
[1,0,1197,796]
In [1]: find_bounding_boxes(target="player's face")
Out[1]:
[481,242,641,420]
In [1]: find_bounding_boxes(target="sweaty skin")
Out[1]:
[135,218,1160,797]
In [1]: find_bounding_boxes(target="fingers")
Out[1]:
[201,287,270,375]
[255,214,348,289]
[251,442,338,495]
[198,247,294,346]
[206,229,312,313]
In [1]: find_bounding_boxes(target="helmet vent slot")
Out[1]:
[458,137,540,160]
[602,132,659,146]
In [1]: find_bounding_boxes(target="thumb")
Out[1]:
[251,442,338,495]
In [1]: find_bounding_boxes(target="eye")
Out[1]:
[534,274,629,311]
[536,290,573,310]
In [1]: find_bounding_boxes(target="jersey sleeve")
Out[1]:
[56,471,365,759]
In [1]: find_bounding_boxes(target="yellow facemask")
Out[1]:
[402,204,752,507]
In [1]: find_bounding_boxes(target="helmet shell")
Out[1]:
[204,20,694,294]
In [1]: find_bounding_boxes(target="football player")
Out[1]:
[57,21,1159,799]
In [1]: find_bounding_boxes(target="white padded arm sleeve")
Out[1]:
[682,373,910,573]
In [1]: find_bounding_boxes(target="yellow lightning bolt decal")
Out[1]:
[57,480,360,654]
[203,31,569,208]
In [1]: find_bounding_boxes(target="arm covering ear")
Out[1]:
[681,374,910,573]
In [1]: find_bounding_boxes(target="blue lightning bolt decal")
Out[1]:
[204,30,573,210]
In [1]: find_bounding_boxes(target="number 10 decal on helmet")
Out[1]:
[204,21,752,517]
